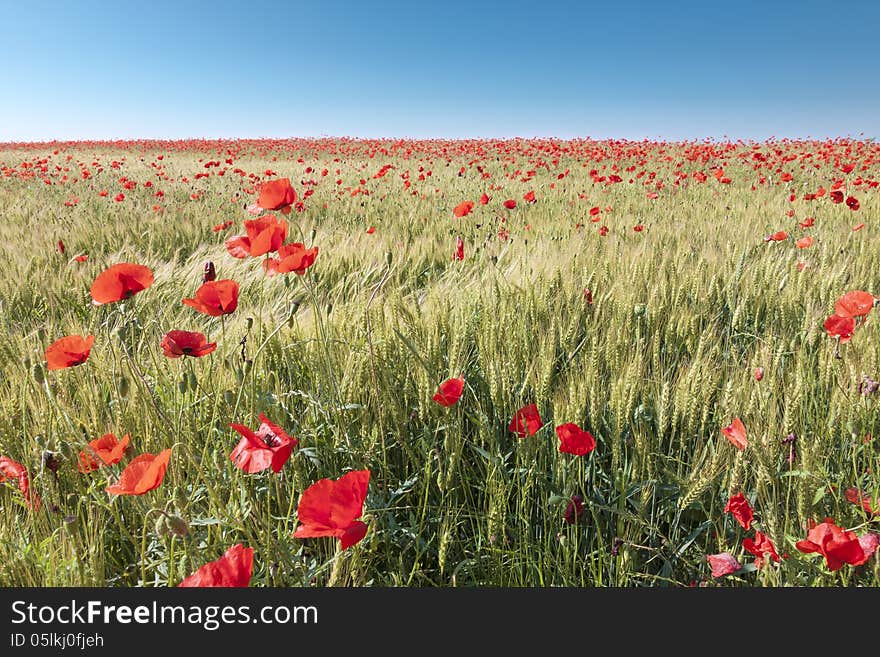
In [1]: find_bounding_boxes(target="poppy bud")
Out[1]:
[164,513,190,538]
[246,317,254,331]
[37,327,46,341]
[243,359,253,374]
[32,362,45,384]
[386,251,393,266]
[326,304,333,315]
[223,390,235,405]
[117,376,130,398]
[178,378,188,393]
[309,229,317,244]
[203,261,216,283]
[63,515,79,534]
[187,371,198,391]
[234,367,244,383]
[155,516,169,537]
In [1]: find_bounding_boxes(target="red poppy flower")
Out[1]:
[754,367,764,381]
[90,263,154,305]
[824,314,855,342]
[213,220,233,232]
[796,236,814,249]
[366,226,376,234]
[45,334,95,370]
[294,469,370,549]
[834,290,876,318]
[160,330,217,358]
[229,414,297,474]
[257,178,297,214]
[523,190,536,203]
[795,518,868,570]
[562,494,585,524]
[178,543,254,587]
[724,493,754,530]
[721,418,747,450]
[182,279,239,316]
[503,199,517,210]
[57,239,65,254]
[846,196,860,211]
[742,531,780,568]
[432,377,464,407]
[453,236,464,261]
[853,223,865,232]
[74,254,89,262]
[479,193,490,205]
[844,488,877,516]
[598,225,609,236]
[225,215,288,258]
[859,533,879,561]
[78,433,130,473]
[509,403,543,438]
[830,190,844,204]
[763,230,788,242]
[453,200,475,218]
[264,243,318,276]
[105,448,172,496]
[555,423,596,456]
[707,552,741,578]
[633,224,645,232]
[0,456,40,509]
[799,217,815,229]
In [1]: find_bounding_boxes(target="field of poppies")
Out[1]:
[0,137,878,587]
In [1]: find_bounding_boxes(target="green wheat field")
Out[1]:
[0,137,878,587]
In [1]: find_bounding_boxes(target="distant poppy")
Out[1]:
[225,215,288,258]
[257,178,297,214]
[799,217,815,229]
[844,488,877,516]
[824,314,855,342]
[74,254,89,262]
[598,225,609,237]
[846,196,860,211]
[724,493,754,530]
[0,456,40,509]
[583,288,593,305]
[633,224,645,232]
[706,552,741,578]
[182,280,239,316]
[178,543,254,588]
[853,223,865,231]
[229,414,297,474]
[90,263,154,305]
[213,220,233,232]
[294,469,370,549]
[479,193,490,205]
[78,433,130,473]
[795,518,869,570]
[834,290,876,318]
[432,377,464,407]
[523,190,536,203]
[105,448,172,496]
[763,231,788,242]
[722,418,747,450]
[453,200,475,217]
[742,531,780,568]
[796,236,814,249]
[555,423,596,456]
[264,243,318,276]
[754,367,764,381]
[57,239,65,254]
[453,236,464,261]
[45,334,95,370]
[160,330,217,358]
[503,199,517,210]
[366,226,376,234]
[509,404,543,438]
[830,190,844,204]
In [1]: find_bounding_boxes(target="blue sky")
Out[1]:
[1,0,878,141]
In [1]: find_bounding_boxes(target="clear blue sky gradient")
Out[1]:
[2,0,878,141]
